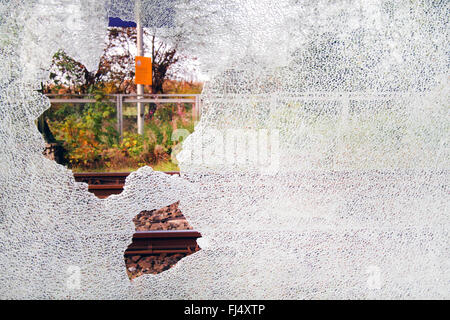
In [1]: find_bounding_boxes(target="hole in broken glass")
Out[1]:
[124,201,201,280]
[34,21,204,281]
[37,25,203,197]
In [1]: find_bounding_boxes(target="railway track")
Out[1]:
[73,172,201,259]
[125,230,201,256]
[73,171,180,198]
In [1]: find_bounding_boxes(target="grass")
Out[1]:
[71,161,179,173]
[152,161,180,172]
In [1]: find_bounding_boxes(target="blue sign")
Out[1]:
[107,0,175,28]
[108,17,136,28]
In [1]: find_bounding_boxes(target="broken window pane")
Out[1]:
[0,0,448,299]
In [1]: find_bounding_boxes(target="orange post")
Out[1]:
[135,56,152,85]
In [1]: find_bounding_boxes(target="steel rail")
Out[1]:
[73,172,201,256]
[125,230,202,256]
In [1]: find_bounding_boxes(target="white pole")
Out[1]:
[136,0,145,135]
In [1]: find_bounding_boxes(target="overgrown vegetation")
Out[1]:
[45,81,200,172]
[40,26,203,172]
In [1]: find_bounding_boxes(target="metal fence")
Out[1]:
[45,93,202,140]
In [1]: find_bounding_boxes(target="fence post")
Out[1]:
[192,95,198,121]
[116,94,123,141]
[198,95,201,119]
[195,95,201,120]
[334,93,350,169]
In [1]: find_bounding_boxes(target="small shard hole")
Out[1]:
[124,201,201,280]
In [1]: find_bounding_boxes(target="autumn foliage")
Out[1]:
[45,81,201,172]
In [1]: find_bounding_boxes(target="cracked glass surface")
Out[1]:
[0,0,448,299]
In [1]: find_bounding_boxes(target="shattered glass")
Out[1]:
[0,0,448,299]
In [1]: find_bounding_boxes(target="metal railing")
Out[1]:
[45,93,202,140]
